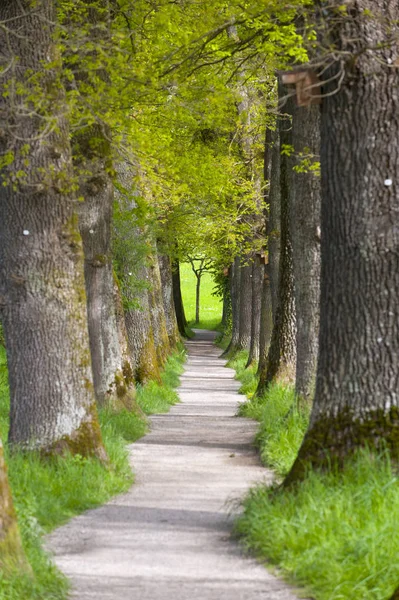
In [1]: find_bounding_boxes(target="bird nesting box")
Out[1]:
[281,70,321,107]
[256,251,268,265]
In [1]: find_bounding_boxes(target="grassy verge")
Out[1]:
[0,342,185,600]
[180,262,222,330]
[227,346,399,600]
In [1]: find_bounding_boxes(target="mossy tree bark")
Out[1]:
[286,1,399,483]
[148,250,170,368]
[0,0,106,460]
[158,253,180,348]
[290,101,321,407]
[257,88,296,395]
[71,2,135,410]
[0,438,29,573]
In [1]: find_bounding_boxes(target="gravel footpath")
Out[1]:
[47,329,300,600]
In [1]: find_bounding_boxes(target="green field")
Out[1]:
[179,263,222,330]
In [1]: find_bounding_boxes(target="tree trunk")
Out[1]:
[257,267,273,378]
[0,0,106,460]
[286,2,399,482]
[0,438,28,573]
[195,274,201,324]
[290,101,321,407]
[222,256,241,357]
[257,128,274,376]
[158,254,180,348]
[236,259,253,352]
[257,88,296,395]
[148,252,170,368]
[172,260,188,337]
[246,256,264,367]
[77,134,129,407]
[268,131,281,321]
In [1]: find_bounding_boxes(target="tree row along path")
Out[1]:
[47,330,300,600]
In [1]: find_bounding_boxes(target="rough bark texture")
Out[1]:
[257,267,273,378]
[172,260,188,337]
[246,256,264,367]
[0,438,28,572]
[222,257,241,357]
[236,260,253,352]
[290,103,321,405]
[124,259,161,385]
[0,0,106,459]
[287,2,399,482]
[257,128,274,376]
[257,90,297,394]
[158,254,180,348]
[112,274,139,412]
[148,252,170,368]
[267,131,281,321]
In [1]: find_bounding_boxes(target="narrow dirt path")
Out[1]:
[47,330,299,599]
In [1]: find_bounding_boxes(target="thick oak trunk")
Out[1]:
[222,257,241,357]
[290,103,321,406]
[236,260,253,352]
[148,252,170,368]
[287,1,399,482]
[267,132,281,321]
[0,0,106,459]
[158,254,180,348]
[257,267,273,378]
[257,90,296,395]
[246,256,264,367]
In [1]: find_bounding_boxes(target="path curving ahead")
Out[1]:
[47,330,299,600]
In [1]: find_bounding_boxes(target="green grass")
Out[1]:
[0,342,186,600]
[226,346,399,600]
[180,262,222,330]
[226,350,259,398]
[236,450,399,600]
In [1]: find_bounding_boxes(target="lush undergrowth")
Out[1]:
[180,262,222,330]
[226,345,399,600]
[0,343,185,600]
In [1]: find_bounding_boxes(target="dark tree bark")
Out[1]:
[246,256,264,367]
[257,128,274,376]
[222,256,241,357]
[158,254,180,348]
[236,259,253,352]
[172,259,188,337]
[287,1,399,482]
[257,267,273,377]
[290,101,321,406]
[0,0,106,459]
[257,88,297,395]
[267,131,281,321]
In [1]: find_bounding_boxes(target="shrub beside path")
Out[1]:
[47,330,300,599]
